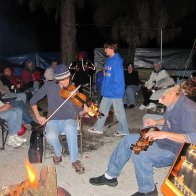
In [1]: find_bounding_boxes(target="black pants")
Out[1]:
[141,86,153,106]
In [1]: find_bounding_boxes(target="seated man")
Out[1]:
[123,63,140,108]
[30,64,89,174]
[0,101,27,148]
[21,59,42,94]
[1,66,25,93]
[139,62,169,110]
[0,80,26,103]
[44,59,58,82]
[89,84,196,196]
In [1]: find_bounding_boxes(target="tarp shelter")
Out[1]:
[94,48,196,77]
[0,52,60,74]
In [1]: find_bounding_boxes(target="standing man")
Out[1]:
[89,85,196,195]
[88,41,129,136]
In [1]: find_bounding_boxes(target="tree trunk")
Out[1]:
[127,43,136,65]
[60,0,76,65]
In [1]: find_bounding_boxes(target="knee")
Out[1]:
[46,131,58,143]
[66,120,77,132]
[9,108,22,119]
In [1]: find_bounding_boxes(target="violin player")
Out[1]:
[89,84,196,196]
[30,64,90,174]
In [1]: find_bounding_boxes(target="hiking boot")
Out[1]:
[88,127,103,134]
[131,186,158,196]
[72,160,85,174]
[7,135,23,148]
[114,131,127,137]
[89,174,118,187]
[53,155,62,165]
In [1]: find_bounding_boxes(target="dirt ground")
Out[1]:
[0,99,170,196]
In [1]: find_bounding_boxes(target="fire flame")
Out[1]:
[25,160,38,189]
[9,160,38,196]
[88,102,99,117]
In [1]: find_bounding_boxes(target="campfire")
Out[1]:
[0,161,71,196]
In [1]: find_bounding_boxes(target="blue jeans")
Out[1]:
[106,134,176,193]
[94,97,129,134]
[2,92,26,103]
[0,107,22,135]
[123,85,138,106]
[11,101,33,124]
[45,119,78,163]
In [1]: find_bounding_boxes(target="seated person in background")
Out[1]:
[139,62,169,110]
[89,84,196,196]
[123,63,140,108]
[0,80,26,103]
[30,64,89,174]
[191,71,196,83]
[0,102,27,148]
[69,52,95,88]
[44,59,58,82]
[21,59,42,94]
[95,68,104,103]
[8,100,40,129]
[1,66,25,93]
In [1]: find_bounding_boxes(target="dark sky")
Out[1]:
[0,0,195,56]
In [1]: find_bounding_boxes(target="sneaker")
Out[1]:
[88,127,103,134]
[114,131,127,137]
[131,186,158,196]
[7,135,23,148]
[146,103,157,110]
[89,174,118,187]
[139,104,146,110]
[14,135,27,143]
[72,160,85,174]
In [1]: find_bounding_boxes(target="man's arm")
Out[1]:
[31,104,46,125]
[144,118,165,127]
[145,131,187,143]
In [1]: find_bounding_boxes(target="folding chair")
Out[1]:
[0,118,8,150]
[43,117,83,160]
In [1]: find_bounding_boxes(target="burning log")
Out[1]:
[0,163,71,196]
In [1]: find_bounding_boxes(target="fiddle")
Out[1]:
[130,127,160,154]
[60,84,104,118]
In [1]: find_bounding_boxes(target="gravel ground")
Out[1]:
[0,100,169,196]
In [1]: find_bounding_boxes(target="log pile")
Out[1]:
[0,165,71,196]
